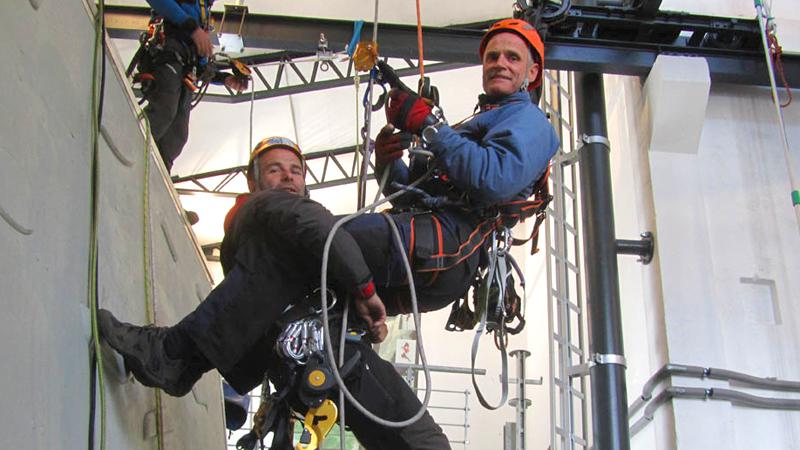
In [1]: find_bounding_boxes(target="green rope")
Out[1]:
[139,111,165,450]
[89,2,107,449]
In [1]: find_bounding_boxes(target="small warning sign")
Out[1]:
[395,338,417,364]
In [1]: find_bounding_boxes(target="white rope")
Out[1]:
[756,2,800,230]
[320,169,435,430]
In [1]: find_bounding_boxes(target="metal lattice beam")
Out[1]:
[171,144,374,197]
[104,4,800,88]
[203,57,468,103]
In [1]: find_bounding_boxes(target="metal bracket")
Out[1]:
[579,134,611,149]
[568,353,628,378]
[218,3,248,53]
[616,231,654,265]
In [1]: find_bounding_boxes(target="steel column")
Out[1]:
[574,72,630,450]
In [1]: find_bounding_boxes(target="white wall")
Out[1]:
[0,2,225,449]
[605,55,800,449]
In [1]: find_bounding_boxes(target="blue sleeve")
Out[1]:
[429,105,559,204]
[146,0,193,27]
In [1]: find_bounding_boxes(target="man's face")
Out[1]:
[481,32,539,97]
[249,148,306,194]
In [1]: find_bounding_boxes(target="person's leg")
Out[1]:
[152,82,192,172]
[99,255,308,396]
[141,40,187,172]
[341,213,409,288]
[343,212,478,316]
[143,58,182,141]
[343,341,451,450]
[176,257,307,378]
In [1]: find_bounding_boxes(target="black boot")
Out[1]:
[98,309,195,397]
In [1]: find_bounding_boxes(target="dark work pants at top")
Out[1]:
[142,37,194,173]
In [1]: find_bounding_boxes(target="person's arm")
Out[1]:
[428,104,559,204]
[146,0,213,58]
[233,190,387,339]
[373,124,415,207]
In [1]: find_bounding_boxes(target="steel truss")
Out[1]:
[182,51,466,103]
[105,4,799,89]
[171,144,373,197]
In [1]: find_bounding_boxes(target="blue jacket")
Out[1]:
[383,91,559,208]
[146,0,211,30]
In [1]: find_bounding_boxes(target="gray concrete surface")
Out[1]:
[0,2,225,449]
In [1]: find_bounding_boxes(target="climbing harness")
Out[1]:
[235,291,363,450]
[125,9,252,109]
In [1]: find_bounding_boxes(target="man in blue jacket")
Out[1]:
[136,0,246,172]
[349,17,560,315]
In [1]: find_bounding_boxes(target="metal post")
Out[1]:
[574,72,631,450]
[510,350,531,450]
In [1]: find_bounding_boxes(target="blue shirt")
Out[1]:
[383,91,560,208]
[146,0,211,29]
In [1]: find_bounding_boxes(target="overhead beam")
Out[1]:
[104,4,800,88]
[201,60,469,103]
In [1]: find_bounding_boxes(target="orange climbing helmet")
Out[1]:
[247,136,305,176]
[479,18,545,89]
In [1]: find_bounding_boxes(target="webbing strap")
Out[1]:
[199,0,207,28]
[470,233,509,410]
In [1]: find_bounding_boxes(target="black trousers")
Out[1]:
[141,37,193,173]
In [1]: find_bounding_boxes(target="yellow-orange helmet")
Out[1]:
[247,136,305,179]
[479,18,545,89]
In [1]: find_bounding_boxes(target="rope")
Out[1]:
[139,113,165,450]
[356,0,381,209]
[353,73,361,181]
[415,0,425,83]
[755,3,800,230]
[766,30,792,107]
[320,168,435,429]
[249,76,255,153]
[88,1,107,448]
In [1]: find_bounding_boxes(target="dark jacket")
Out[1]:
[221,189,374,298]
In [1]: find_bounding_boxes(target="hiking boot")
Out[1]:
[98,309,192,397]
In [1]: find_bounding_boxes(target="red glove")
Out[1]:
[385,89,434,134]
[374,125,412,169]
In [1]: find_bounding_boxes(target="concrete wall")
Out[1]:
[0,2,225,449]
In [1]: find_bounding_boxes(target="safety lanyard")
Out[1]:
[199,0,207,29]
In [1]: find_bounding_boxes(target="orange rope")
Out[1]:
[415,0,425,89]
[768,28,792,108]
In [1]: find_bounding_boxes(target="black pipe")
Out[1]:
[616,232,654,264]
[575,72,631,450]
